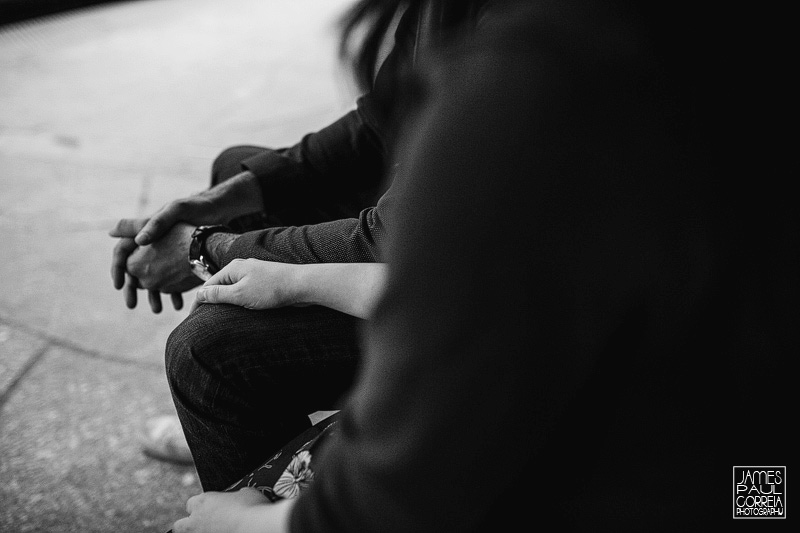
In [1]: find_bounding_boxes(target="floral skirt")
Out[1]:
[165,413,340,533]
[223,412,340,501]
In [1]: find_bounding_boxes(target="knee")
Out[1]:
[165,303,285,390]
[165,313,195,393]
[165,304,228,391]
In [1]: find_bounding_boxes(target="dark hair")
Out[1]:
[339,0,409,92]
[339,0,489,92]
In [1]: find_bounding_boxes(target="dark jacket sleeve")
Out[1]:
[220,186,392,265]
[240,99,387,216]
[239,2,422,215]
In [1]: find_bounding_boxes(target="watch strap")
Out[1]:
[189,225,230,279]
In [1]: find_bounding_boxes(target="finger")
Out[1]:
[190,297,202,315]
[135,203,185,246]
[172,517,189,533]
[238,486,270,503]
[124,274,139,309]
[111,238,138,290]
[109,218,149,238]
[202,259,244,288]
[195,284,237,307]
[186,493,204,514]
[194,261,248,308]
[148,290,163,314]
[171,293,184,310]
[190,261,245,312]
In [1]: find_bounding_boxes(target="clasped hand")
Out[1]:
[110,218,202,312]
[109,171,263,313]
[109,190,236,313]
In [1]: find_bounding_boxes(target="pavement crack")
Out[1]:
[0,341,51,415]
[0,316,163,372]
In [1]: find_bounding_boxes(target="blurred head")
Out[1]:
[338,0,489,91]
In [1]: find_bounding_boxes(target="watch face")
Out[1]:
[190,260,212,281]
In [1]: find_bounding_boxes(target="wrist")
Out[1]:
[238,498,295,533]
[189,225,233,281]
[288,263,312,307]
[205,232,237,268]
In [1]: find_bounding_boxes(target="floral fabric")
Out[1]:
[224,413,340,502]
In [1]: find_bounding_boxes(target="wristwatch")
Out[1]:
[189,225,230,281]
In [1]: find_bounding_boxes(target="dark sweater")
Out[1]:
[290,0,796,531]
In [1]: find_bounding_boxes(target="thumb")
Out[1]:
[135,203,183,245]
[195,284,237,306]
[190,261,247,312]
[109,218,149,238]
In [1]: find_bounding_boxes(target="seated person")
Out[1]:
[110,0,485,480]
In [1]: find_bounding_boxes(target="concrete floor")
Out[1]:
[0,0,353,530]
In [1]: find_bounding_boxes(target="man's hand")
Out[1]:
[132,170,263,246]
[172,488,293,533]
[110,218,184,313]
[109,170,262,313]
[126,221,202,297]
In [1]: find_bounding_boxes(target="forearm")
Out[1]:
[209,189,390,267]
[205,170,264,220]
[291,263,388,320]
[202,213,385,280]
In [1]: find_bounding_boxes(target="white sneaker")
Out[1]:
[140,415,194,465]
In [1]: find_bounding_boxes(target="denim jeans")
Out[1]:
[165,146,364,491]
[166,303,361,491]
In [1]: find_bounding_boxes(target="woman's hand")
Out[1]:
[193,259,388,319]
[172,488,293,533]
[192,259,298,312]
